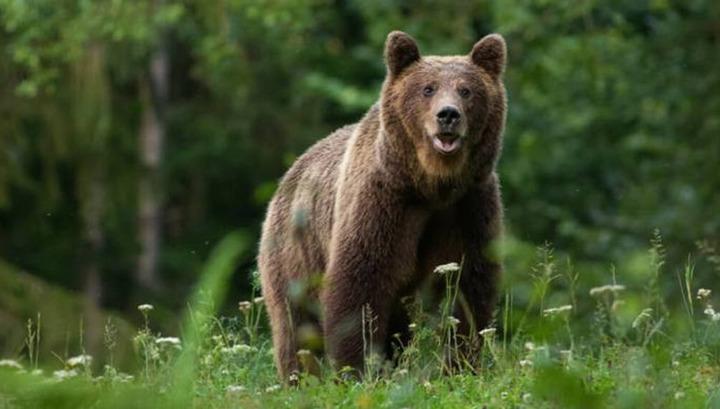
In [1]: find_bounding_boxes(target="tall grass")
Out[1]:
[1,233,720,408]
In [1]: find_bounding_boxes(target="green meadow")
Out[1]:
[2,232,720,408]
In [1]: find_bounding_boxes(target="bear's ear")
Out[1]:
[384,31,420,77]
[470,34,506,77]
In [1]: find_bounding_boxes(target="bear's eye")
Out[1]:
[458,87,471,98]
[422,86,435,97]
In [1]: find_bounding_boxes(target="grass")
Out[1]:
[0,260,137,368]
[1,232,720,408]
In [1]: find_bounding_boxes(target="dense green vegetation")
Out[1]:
[1,234,720,408]
[0,0,719,407]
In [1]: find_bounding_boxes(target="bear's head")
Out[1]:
[380,31,507,180]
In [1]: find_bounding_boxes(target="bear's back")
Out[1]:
[260,124,356,279]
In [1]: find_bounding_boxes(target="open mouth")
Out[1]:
[431,133,463,155]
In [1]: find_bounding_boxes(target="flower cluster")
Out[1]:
[137,304,154,313]
[265,384,281,393]
[0,359,22,370]
[53,369,79,381]
[156,337,182,349]
[589,284,626,297]
[67,354,93,368]
[434,262,460,276]
[697,288,711,300]
[703,306,720,322]
[519,359,533,368]
[479,327,496,339]
[226,385,246,394]
[697,288,720,321]
[221,344,255,354]
[543,305,573,317]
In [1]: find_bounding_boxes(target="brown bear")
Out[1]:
[258,30,507,380]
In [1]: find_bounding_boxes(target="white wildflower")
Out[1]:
[118,373,134,383]
[288,373,299,384]
[395,369,409,377]
[67,354,93,367]
[137,304,154,312]
[226,385,246,394]
[524,342,536,351]
[589,284,626,296]
[408,323,417,331]
[447,316,460,326]
[522,393,532,403]
[697,288,712,299]
[703,305,720,321]
[632,308,653,329]
[704,305,716,317]
[519,359,533,368]
[53,369,79,380]
[265,384,281,393]
[238,301,252,312]
[479,327,497,338]
[560,350,572,362]
[672,360,679,368]
[296,349,311,358]
[253,296,264,304]
[155,337,182,349]
[223,344,255,354]
[0,359,23,370]
[434,262,460,275]
[674,391,685,400]
[500,391,508,399]
[543,305,573,317]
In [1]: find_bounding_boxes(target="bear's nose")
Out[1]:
[436,106,461,128]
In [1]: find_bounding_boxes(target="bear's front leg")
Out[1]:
[456,177,503,353]
[323,271,393,375]
[323,183,423,375]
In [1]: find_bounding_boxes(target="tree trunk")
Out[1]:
[75,43,110,357]
[79,159,105,356]
[137,32,169,292]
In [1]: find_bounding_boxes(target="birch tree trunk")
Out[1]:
[137,37,169,291]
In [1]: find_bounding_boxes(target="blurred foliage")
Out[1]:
[0,233,720,407]
[0,260,136,367]
[0,0,719,370]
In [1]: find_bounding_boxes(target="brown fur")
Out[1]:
[258,31,507,379]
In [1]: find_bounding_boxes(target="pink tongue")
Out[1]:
[434,137,460,153]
